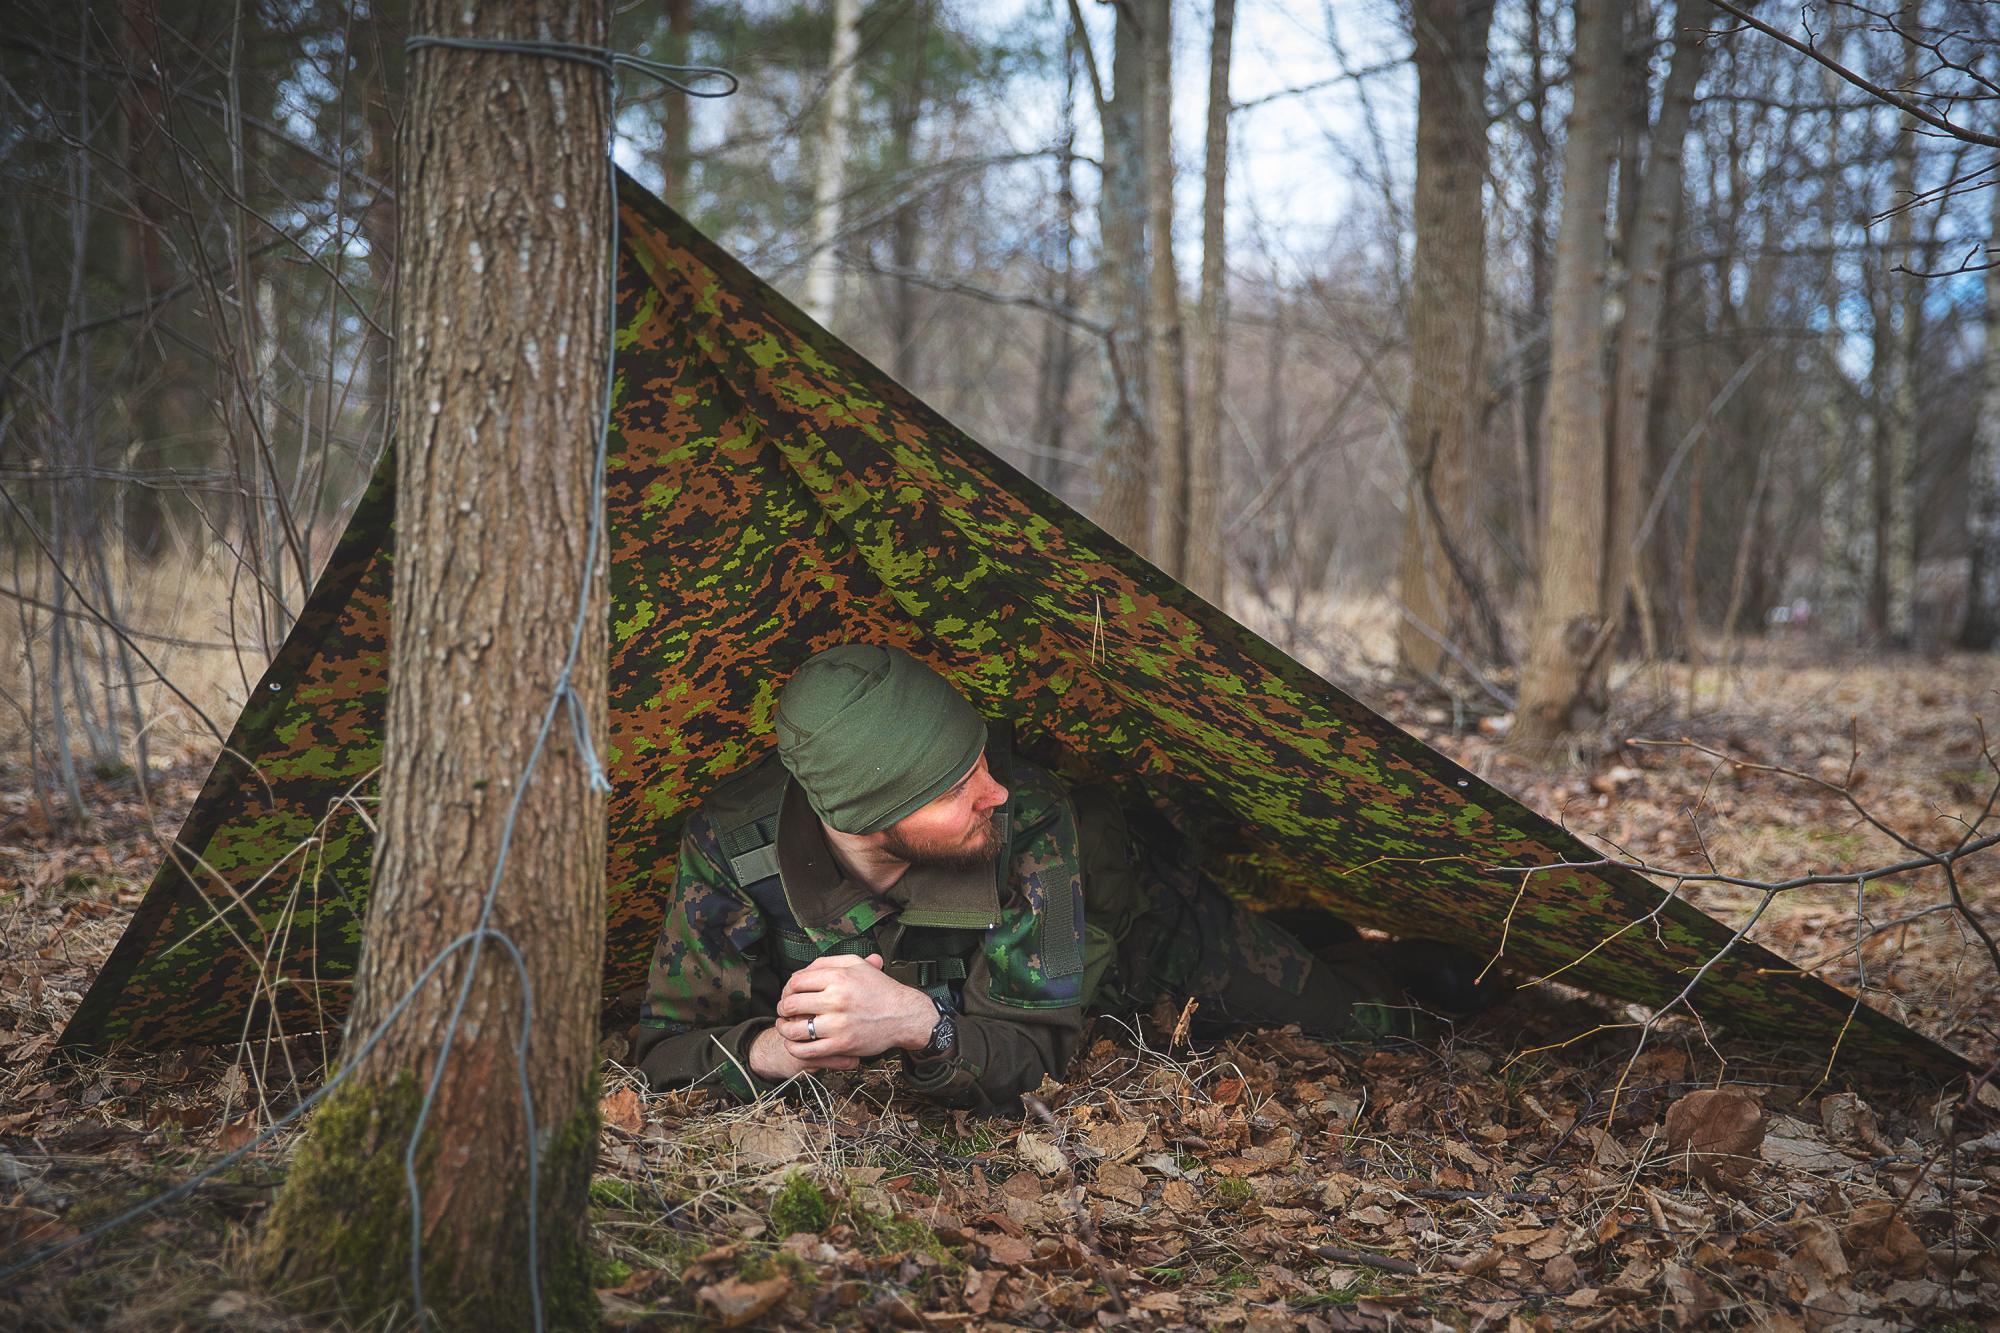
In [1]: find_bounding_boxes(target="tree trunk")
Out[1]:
[257,1,612,1326]
[1518,0,1556,569]
[803,0,860,328]
[1512,0,1624,748]
[1883,8,1921,647]
[117,0,175,559]
[1962,107,2000,650]
[885,2,932,387]
[1602,6,1703,674]
[1816,36,1867,640]
[656,0,694,204]
[1031,27,1082,494]
[1184,0,1236,603]
[1141,0,1189,576]
[1395,0,1495,678]
[1091,1,1154,554]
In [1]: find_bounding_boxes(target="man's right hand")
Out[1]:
[747,1024,860,1080]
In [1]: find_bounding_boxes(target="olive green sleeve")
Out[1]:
[897,961,1085,1111]
[898,765,1088,1111]
[631,813,785,1102]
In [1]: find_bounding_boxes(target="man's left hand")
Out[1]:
[774,954,939,1061]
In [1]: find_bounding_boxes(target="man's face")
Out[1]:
[878,751,1010,872]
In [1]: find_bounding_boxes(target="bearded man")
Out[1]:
[632,643,1483,1109]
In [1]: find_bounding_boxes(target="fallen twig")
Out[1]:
[1310,1244,1420,1276]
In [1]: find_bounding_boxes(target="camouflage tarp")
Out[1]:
[61,174,1967,1076]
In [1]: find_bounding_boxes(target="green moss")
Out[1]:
[1216,1266,1260,1291]
[769,1171,834,1238]
[257,1069,600,1332]
[1296,1270,1381,1307]
[1209,1174,1257,1209]
[856,1209,953,1267]
[590,1176,644,1211]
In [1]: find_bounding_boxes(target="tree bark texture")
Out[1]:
[885,2,932,387]
[257,1,612,1326]
[1395,0,1495,678]
[1602,6,1704,667]
[1031,27,1082,494]
[1878,6,1921,645]
[804,0,860,328]
[1961,117,2000,650]
[1090,1,1154,556]
[1184,0,1236,604]
[1142,0,1190,577]
[1517,0,1556,569]
[1816,38,1869,640]
[1512,0,1624,746]
[656,0,694,203]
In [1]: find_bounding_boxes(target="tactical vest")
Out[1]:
[706,727,1080,1009]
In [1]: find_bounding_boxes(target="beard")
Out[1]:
[880,809,1004,872]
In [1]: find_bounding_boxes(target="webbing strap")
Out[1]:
[728,844,779,886]
[1038,866,1083,978]
[883,957,968,996]
[718,809,780,888]
[772,930,877,964]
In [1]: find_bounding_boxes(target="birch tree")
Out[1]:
[803,0,860,328]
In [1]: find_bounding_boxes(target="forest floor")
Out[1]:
[2,647,1998,1330]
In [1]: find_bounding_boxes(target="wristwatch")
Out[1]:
[921,993,957,1057]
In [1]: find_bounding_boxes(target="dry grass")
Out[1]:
[1,542,285,794]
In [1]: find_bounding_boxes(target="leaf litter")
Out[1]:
[2,655,1999,1328]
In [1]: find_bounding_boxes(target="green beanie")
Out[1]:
[774,643,988,835]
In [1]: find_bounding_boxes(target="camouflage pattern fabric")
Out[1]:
[632,750,1085,1108]
[60,172,1968,1078]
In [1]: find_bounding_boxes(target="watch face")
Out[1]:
[928,1013,956,1055]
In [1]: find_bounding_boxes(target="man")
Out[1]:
[633,643,1481,1110]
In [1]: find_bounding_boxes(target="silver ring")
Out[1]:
[805,1017,818,1042]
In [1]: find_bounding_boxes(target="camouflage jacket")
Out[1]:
[631,746,1087,1110]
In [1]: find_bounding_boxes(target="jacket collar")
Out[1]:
[775,776,1005,939]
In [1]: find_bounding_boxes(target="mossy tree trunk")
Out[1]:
[258,0,611,1327]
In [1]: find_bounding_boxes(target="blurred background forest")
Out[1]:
[2,0,1998,816]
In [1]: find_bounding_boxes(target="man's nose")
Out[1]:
[976,773,1009,809]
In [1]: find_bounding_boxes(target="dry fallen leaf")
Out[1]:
[1662,1263,1715,1326]
[1818,1092,1888,1154]
[1084,1119,1149,1163]
[599,1086,642,1136]
[728,1120,807,1166]
[697,1274,791,1328]
[979,1232,1034,1267]
[1840,1200,1927,1277]
[1664,1088,1766,1181]
[1015,1131,1068,1177]
[1784,1217,1852,1290]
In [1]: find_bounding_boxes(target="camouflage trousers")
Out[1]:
[1071,788,1413,1041]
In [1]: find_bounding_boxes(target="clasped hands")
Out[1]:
[746,953,940,1081]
